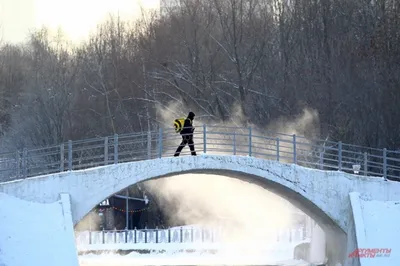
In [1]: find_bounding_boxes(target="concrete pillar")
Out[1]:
[309,222,326,264]
[305,216,313,238]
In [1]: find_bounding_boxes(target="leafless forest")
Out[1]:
[0,0,399,152]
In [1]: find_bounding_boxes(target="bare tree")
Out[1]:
[3,28,77,149]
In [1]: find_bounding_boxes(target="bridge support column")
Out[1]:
[309,222,327,264]
[294,220,346,266]
[325,227,347,266]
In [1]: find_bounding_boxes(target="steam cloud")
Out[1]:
[142,100,318,246]
[144,174,300,245]
[155,100,320,139]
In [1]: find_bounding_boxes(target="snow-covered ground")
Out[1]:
[76,238,308,252]
[78,250,310,266]
[0,193,79,266]
[356,196,400,266]
[76,225,310,265]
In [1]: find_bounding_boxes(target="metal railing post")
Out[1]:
[319,152,324,170]
[158,128,163,158]
[104,137,109,165]
[147,131,152,159]
[338,141,342,171]
[134,228,137,243]
[114,134,118,164]
[60,144,64,172]
[233,132,236,155]
[276,138,280,161]
[125,188,129,229]
[22,148,27,178]
[203,124,207,154]
[248,127,252,156]
[383,148,387,180]
[293,134,297,164]
[68,140,72,171]
[15,150,20,178]
[363,152,368,175]
[156,227,159,243]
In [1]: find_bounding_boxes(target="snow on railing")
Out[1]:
[75,226,308,246]
[1,125,399,181]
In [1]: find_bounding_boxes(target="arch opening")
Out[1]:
[76,170,347,265]
[76,169,342,231]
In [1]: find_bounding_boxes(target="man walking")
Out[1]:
[174,111,197,157]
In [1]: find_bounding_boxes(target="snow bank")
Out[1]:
[349,192,400,266]
[77,230,310,265]
[76,239,306,253]
[359,196,400,266]
[78,249,310,266]
[0,193,79,266]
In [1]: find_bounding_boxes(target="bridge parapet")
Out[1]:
[0,125,399,181]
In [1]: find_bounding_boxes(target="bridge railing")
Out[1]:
[0,125,399,181]
[75,227,308,246]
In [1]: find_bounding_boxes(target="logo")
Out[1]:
[348,248,391,258]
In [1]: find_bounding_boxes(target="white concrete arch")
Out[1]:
[1,155,399,232]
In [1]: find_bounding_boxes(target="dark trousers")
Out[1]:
[174,135,197,156]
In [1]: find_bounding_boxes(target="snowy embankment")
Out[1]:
[350,192,400,266]
[76,239,307,253]
[78,250,310,266]
[77,225,310,265]
[0,193,79,266]
[75,224,308,252]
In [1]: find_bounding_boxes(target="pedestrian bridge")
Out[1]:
[1,125,400,265]
[1,125,400,227]
[1,125,399,227]
[1,154,399,230]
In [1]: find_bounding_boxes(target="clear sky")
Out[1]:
[0,0,159,44]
